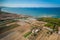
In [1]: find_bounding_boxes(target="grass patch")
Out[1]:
[24,31,32,38]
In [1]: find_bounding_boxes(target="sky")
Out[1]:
[0,0,60,7]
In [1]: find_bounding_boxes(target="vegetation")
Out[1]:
[24,31,32,38]
[37,17,60,32]
[37,17,60,26]
[45,23,54,29]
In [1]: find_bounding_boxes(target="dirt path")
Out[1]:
[36,29,48,40]
[48,33,58,40]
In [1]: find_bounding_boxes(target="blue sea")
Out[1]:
[1,7,60,18]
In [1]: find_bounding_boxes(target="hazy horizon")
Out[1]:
[1,0,60,7]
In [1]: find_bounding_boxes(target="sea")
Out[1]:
[1,7,60,18]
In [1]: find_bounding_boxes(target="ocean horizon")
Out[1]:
[1,7,60,18]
